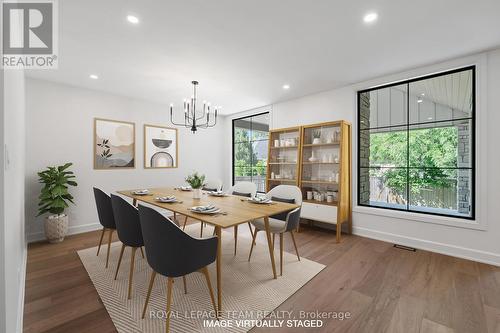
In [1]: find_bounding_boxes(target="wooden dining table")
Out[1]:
[117,187,299,312]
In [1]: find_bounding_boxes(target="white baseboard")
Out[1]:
[28,222,102,243]
[17,243,27,333]
[352,226,500,267]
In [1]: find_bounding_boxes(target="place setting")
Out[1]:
[205,190,229,197]
[242,196,276,205]
[154,195,183,204]
[131,189,152,196]
[188,203,227,215]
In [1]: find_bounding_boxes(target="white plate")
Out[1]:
[193,208,221,215]
[179,186,192,191]
[247,198,272,204]
[208,192,228,197]
[155,197,177,203]
[133,190,149,195]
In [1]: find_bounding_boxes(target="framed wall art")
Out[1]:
[144,124,178,168]
[94,118,135,169]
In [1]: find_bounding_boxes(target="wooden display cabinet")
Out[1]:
[266,126,301,191]
[266,121,352,242]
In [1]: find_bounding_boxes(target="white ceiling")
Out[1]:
[27,0,500,115]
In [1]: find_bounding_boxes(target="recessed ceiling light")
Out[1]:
[427,117,433,120]
[89,74,99,80]
[282,84,290,90]
[127,15,139,24]
[363,12,378,24]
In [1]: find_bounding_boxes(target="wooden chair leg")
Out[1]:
[128,247,137,299]
[166,277,174,333]
[279,233,284,276]
[234,225,238,256]
[182,216,188,230]
[97,228,106,255]
[182,276,187,294]
[290,231,300,261]
[105,229,114,268]
[200,222,204,237]
[114,244,126,280]
[140,246,145,258]
[248,229,259,262]
[272,233,275,249]
[248,222,256,245]
[141,271,157,319]
[173,212,177,222]
[200,267,217,316]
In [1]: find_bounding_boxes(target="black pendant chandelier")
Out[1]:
[169,81,219,133]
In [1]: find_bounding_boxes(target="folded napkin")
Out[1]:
[192,204,216,212]
[134,189,149,194]
[157,195,176,200]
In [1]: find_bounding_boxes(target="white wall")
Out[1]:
[25,79,226,241]
[2,69,27,333]
[226,48,500,266]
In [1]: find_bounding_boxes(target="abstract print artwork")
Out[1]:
[144,125,178,168]
[94,118,135,169]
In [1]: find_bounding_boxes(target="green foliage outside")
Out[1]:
[37,163,77,216]
[234,128,267,177]
[369,126,458,199]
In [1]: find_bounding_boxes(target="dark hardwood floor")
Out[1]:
[24,219,500,333]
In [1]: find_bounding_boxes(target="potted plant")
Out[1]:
[37,163,77,243]
[312,130,322,144]
[185,172,205,199]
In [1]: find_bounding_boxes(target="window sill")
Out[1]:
[353,205,486,231]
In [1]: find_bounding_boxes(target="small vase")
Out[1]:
[193,188,202,199]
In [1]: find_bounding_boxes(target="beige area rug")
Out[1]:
[78,224,325,332]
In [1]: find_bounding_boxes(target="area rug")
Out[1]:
[78,224,325,332]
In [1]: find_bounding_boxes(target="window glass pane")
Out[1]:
[409,169,472,217]
[359,84,407,130]
[251,113,270,141]
[234,142,252,166]
[360,126,407,168]
[409,119,471,168]
[409,69,473,124]
[233,119,251,142]
[359,167,408,209]
[233,113,269,192]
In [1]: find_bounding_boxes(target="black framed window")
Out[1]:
[358,66,475,219]
[232,112,270,192]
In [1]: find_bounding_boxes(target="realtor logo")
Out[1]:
[2,0,58,69]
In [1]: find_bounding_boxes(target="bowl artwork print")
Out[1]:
[144,125,178,168]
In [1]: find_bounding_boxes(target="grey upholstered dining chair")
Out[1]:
[248,185,302,276]
[227,181,257,255]
[183,178,223,236]
[93,187,117,268]
[110,194,146,299]
[138,205,218,333]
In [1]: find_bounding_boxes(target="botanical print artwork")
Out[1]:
[94,119,135,169]
[144,125,177,168]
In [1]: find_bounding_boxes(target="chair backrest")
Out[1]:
[229,181,257,197]
[265,185,303,205]
[202,179,223,192]
[266,185,302,230]
[93,187,116,229]
[138,205,216,277]
[110,194,144,247]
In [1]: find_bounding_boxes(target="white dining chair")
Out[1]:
[228,182,257,255]
[248,185,302,276]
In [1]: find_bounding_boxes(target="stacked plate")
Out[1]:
[155,195,178,203]
[207,190,227,197]
[247,196,272,204]
[179,186,192,191]
[133,189,149,195]
[189,204,221,215]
